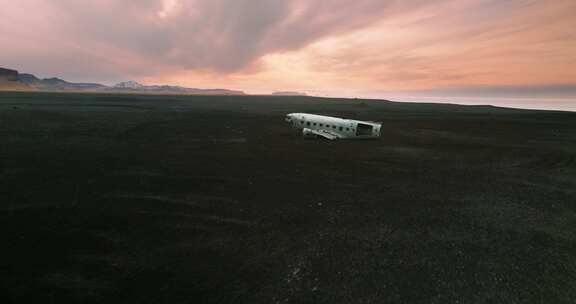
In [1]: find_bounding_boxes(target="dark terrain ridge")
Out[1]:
[0,68,28,91]
[1,92,575,303]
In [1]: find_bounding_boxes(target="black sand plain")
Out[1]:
[1,92,576,303]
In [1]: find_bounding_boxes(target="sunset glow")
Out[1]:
[1,0,575,106]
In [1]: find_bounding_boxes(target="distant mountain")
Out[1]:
[110,80,245,95]
[114,80,145,89]
[18,73,107,91]
[17,73,41,85]
[0,67,246,95]
[0,68,31,91]
[0,67,19,79]
[272,91,307,96]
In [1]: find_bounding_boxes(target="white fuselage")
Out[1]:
[285,113,381,139]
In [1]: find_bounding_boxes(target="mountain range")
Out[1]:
[0,67,245,95]
[0,67,30,91]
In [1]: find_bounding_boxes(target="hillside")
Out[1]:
[18,73,106,91]
[0,67,246,95]
[0,68,31,91]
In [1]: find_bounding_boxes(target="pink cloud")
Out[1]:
[0,0,575,99]
[28,0,415,74]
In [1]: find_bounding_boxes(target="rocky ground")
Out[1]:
[1,92,575,303]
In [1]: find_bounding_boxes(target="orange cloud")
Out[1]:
[1,0,575,99]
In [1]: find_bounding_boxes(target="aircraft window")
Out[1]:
[307,122,310,126]
[319,124,323,127]
[313,123,317,126]
[356,123,373,136]
[339,127,343,131]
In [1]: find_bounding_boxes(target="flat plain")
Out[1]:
[1,92,576,303]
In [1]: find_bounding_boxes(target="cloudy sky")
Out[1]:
[1,0,575,104]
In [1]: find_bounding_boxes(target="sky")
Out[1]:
[1,0,575,109]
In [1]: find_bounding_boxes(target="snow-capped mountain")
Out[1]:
[0,66,246,95]
[114,81,145,89]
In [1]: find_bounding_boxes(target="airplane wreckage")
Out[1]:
[285,113,381,140]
